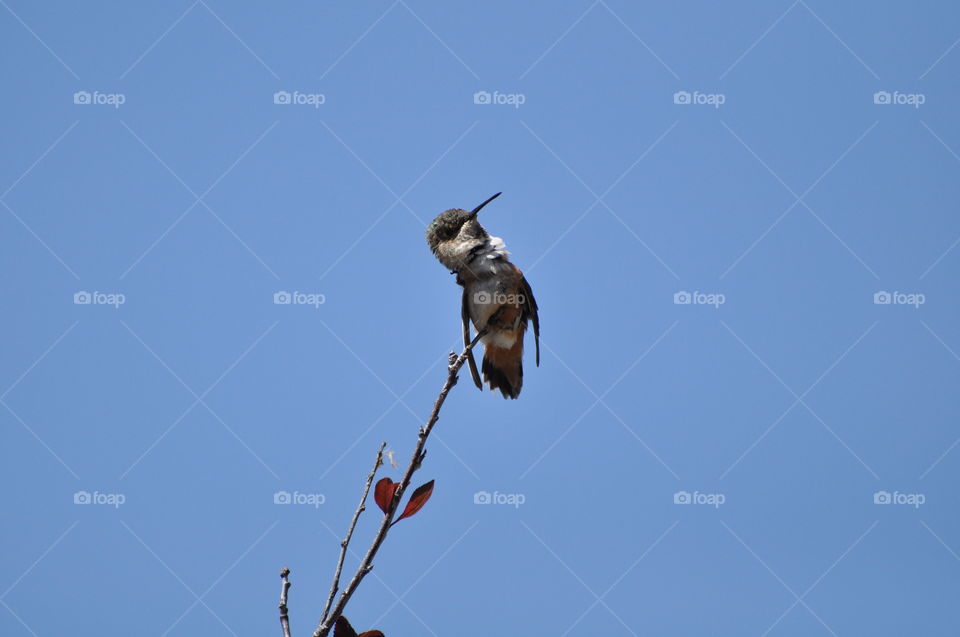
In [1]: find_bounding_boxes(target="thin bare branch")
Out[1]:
[320,442,386,624]
[312,330,486,637]
[278,567,292,637]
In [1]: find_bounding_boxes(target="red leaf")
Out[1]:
[373,478,394,514]
[396,480,435,522]
[334,616,358,637]
[334,615,384,637]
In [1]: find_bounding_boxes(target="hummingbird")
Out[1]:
[426,192,540,399]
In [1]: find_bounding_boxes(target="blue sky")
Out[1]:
[2,1,959,635]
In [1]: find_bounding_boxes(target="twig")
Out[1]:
[279,567,292,637]
[319,442,386,624]
[312,330,486,637]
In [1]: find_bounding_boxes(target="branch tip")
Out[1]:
[310,335,480,637]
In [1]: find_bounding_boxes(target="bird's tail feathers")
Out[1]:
[481,339,523,399]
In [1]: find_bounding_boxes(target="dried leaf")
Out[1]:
[385,449,398,469]
[396,480,435,522]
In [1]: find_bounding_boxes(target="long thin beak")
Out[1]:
[467,192,502,219]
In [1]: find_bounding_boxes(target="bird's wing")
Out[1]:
[461,288,483,389]
[520,274,540,366]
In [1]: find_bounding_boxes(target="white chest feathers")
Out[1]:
[467,235,510,274]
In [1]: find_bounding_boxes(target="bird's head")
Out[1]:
[425,192,501,258]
